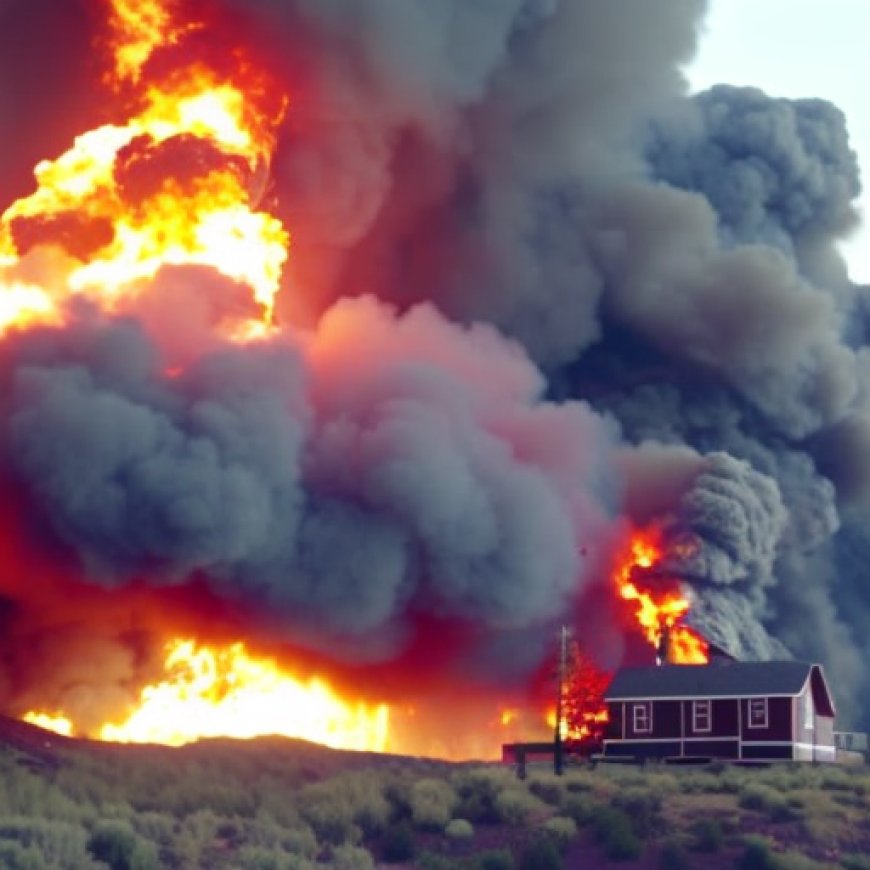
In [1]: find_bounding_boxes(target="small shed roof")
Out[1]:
[605,661,831,708]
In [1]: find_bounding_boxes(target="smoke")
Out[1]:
[1,0,869,732]
[1,294,614,658]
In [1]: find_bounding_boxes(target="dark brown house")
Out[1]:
[602,661,836,763]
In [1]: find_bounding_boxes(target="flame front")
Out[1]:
[0,0,287,338]
[30,640,390,752]
[22,711,74,737]
[616,529,709,664]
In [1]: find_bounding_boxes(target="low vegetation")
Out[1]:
[0,727,867,868]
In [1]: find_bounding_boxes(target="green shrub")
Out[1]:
[278,826,319,858]
[594,807,641,861]
[518,835,563,870]
[0,841,47,870]
[820,768,853,791]
[0,818,92,868]
[130,811,174,847]
[738,783,797,821]
[329,844,376,870]
[234,846,311,870]
[560,793,600,826]
[409,778,456,831]
[612,787,661,838]
[690,818,723,853]
[738,835,777,870]
[452,769,513,825]
[379,822,415,864]
[563,772,595,793]
[445,818,474,840]
[541,816,577,848]
[528,776,565,806]
[298,773,390,844]
[297,785,359,846]
[493,787,546,826]
[842,855,870,870]
[179,808,220,842]
[87,820,157,870]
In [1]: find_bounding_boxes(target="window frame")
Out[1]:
[632,701,652,734]
[692,699,712,733]
[747,697,768,729]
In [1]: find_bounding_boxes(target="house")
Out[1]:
[602,660,836,763]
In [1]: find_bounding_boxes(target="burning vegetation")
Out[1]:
[0,0,866,755]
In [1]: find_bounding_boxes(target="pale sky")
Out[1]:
[686,0,870,283]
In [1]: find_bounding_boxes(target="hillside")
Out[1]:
[0,717,868,869]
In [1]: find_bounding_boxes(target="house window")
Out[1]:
[632,702,652,734]
[748,698,768,729]
[692,700,711,733]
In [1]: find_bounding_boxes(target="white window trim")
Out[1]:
[748,697,768,729]
[632,701,652,734]
[692,700,711,733]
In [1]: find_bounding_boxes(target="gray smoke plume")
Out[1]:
[223,0,867,723]
[1,0,869,729]
[3,295,615,660]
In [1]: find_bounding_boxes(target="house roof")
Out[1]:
[605,661,830,705]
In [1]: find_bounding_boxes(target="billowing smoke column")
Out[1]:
[0,0,868,738]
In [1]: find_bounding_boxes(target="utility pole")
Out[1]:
[554,624,569,776]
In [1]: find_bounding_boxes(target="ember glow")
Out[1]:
[616,529,709,664]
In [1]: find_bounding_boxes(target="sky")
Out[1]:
[686,0,870,283]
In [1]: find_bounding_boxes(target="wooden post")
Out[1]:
[554,625,569,776]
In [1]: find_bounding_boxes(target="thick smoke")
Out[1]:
[232,0,866,723]
[1,0,869,730]
[2,294,614,660]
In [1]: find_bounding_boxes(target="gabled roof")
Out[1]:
[605,661,833,710]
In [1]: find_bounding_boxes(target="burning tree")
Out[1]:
[561,641,610,746]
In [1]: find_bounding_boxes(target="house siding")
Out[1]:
[815,715,834,748]
[684,698,738,738]
[651,700,681,739]
[602,661,837,764]
[684,739,739,759]
[603,740,680,760]
[794,687,817,746]
[742,743,793,761]
[740,696,791,742]
[604,702,623,740]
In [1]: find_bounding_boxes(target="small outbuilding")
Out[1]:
[602,660,835,763]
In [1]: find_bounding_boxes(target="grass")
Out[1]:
[0,723,867,868]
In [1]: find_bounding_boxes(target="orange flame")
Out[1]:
[22,711,74,737]
[616,529,708,664]
[28,640,390,752]
[0,0,287,339]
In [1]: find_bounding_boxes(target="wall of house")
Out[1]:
[650,700,681,739]
[739,696,791,742]
[683,698,739,739]
[604,702,623,740]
